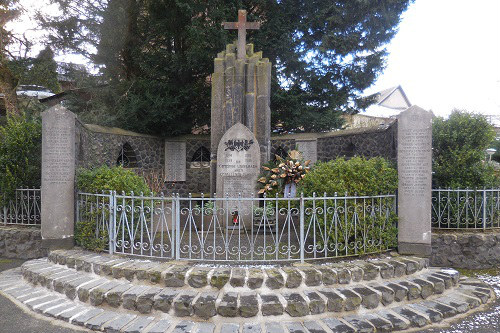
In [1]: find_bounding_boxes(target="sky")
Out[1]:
[7,0,500,118]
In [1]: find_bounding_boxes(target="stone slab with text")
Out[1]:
[296,139,318,164]
[397,105,432,256]
[216,123,260,226]
[41,105,76,249]
[164,141,187,182]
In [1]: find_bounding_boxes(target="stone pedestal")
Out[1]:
[41,105,76,249]
[211,43,271,195]
[397,106,433,256]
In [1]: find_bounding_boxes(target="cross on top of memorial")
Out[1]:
[223,9,260,59]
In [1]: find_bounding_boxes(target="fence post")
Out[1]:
[483,188,487,230]
[3,206,6,225]
[300,192,305,263]
[175,194,181,260]
[109,191,116,255]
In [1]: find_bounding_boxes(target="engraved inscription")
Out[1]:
[43,123,74,183]
[165,141,186,182]
[399,128,431,196]
[296,140,317,164]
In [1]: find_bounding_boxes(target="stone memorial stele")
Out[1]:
[216,123,260,227]
[164,141,186,182]
[210,10,271,195]
[296,139,318,164]
[41,105,76,249]
[397,105,432,256]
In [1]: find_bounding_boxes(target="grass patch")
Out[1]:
[0,259,13,264]
[457,268,500,277]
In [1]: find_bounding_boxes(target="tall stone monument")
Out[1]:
[210,9,271,195]
[41,105,76,249]
[397,105,433,256]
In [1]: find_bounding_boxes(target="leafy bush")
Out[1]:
[433,110,499,188]
[75,165,149,252]
[299,156,398,196]
[75,219,109,252]
[77,165,150,194]
[0,115,42,205]
[299,157,398,255]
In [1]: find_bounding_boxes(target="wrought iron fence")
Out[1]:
[76,191,397,262]
[432,188,500,229]
[0,188,41,226]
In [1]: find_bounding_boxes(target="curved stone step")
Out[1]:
[47,249,429,290]
[1,266,493,333]
[22,257,460,320]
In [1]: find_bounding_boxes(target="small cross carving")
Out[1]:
[223,10,260,59]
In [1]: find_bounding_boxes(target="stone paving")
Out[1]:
[0,249,494,332]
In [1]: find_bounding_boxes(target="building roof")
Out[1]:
[363,85,412,117]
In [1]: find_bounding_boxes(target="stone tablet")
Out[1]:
[296,139,317,164]
[41,105,76,248]
[164,141,186,182]
[397,105,432,256]
[216,123,260,225]
[216,123,260,197]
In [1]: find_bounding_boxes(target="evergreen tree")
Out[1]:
[39,0,412,136]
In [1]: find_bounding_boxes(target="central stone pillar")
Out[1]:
[210,42,271,195]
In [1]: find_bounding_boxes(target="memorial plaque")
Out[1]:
[41,105,76,247]
[164,141,186,182]
[397,105,432,256]
[216,123,260,225]
[296,139,317,164]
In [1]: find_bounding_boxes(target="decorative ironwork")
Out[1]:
[0,189,41,226]
[77,191,397,262]
[432,188,500,229]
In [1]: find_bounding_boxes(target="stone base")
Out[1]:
[398,242,431,257]
[41,237,74,251]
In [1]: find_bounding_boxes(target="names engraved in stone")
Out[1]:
[296,140,317,164]
[398,129,431,196]
[43,124,74,184]
[164,141,186,182]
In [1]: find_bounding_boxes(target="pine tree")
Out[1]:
[39,0,412,135]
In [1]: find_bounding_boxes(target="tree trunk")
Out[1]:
[0,62,19,116]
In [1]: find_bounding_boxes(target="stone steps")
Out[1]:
[46,249,429,289]
[0,265,493,333]
[23,256,459,320]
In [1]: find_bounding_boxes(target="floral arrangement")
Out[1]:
[258,150,311,195]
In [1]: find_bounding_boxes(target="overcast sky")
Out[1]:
[8,0,500,118]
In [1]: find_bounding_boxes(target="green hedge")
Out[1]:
[77,165,150,194]
[299,156,398,196]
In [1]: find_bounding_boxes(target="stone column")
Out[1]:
[397,105,433,256]
[41,105,76,249]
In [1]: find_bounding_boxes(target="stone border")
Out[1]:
[48,249,429,289]
[1,266,494,332]
[0,226,47,259]
[431,231,500,269]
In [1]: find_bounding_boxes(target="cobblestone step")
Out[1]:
[47,249,429,289]
[1,266,493,333]
[22,257,459,319]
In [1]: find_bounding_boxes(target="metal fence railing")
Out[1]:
[76,192,397,262]
[432,188,500,229]
[0,188,41,226]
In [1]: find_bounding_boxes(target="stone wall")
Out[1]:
[0,226,47,259]
[317,124,397,163]
[76,121,398,196]
[431,231,500,269]
[76,122,164,171]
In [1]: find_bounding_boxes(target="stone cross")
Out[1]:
[223,10,260,59]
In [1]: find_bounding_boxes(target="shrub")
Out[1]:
[77,165,150,194]
[75,165,150,251]
[0,115,41,206]
[299,157,398,255]
[299,156,398,196]
[433,110,499,188]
